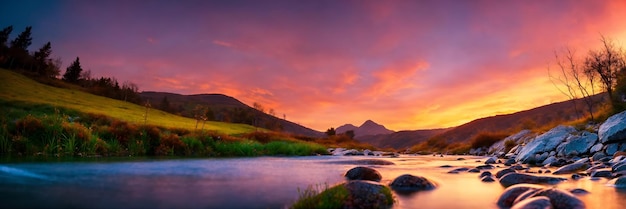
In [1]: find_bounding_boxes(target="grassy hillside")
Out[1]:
[0,69,255,135]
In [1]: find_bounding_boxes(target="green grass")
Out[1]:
[291,184,349,209]
[0,69,255,135]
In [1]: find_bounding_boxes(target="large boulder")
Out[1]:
[499,173,567,187]
[607,176,626,188]
[556,132,598,156]
[530,188,585,209]
[497,184,545,207]
[290,181,393,209]
[599,110,626,143]
[489,130,535,154]
[516,126,576,163]
[345,167,382,182]
[389,174,436,193]
[511,196,552,209]
[552,162,590,175]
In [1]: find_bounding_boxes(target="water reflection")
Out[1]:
[0,156,624,209]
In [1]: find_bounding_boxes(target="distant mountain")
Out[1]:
[336,120,394,137]
[357,128,450,150]
[140,91,324,138]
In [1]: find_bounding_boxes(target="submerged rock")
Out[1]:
[497,184,545,207]
[481,175,495,182]
[496,168,517,178]
[499,173,566,187]
[530,188,585,209]
[511,196,552,209]
[389,174,436,193]
[345,167,382,182]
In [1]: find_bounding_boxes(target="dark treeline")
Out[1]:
[0,25,141,104]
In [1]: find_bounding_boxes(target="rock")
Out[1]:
[614,151,626,158]
[497,184,545,207]
[504,158,516,166]
[516,125,576,163]
[468,168,480,173]
[571,174,582,180]
[489,130,535,154]
[389,174,436,193]
[331,159,395,165]
[569,188,589,194]
[480,171,492,178]
[590,143,604,153]
[542,156,557,166]
[345,167,382,182]
[531,188,585,209]
[608,176,626,188]
[456,157,465,160]
[557,133,598,156]
[448,167,469,173]
[599,110,626,143]
[590,169,612,178]
[536,152,549,163]
[343,180,394,208]
[499,173,567,187]
[553,162,590,175]
[485,157,497,164]
[439,165,452,168]
[511,196,552,209]
[481,175,495,182]
[592,152,607,161]
[613,163,626,172]
[496,168,517,178]
[476,165,495,170]
[606,143,619,156]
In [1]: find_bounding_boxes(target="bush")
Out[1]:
[108,120,138,147]
[291,184,349,209]
[470,133,508,149]
[504,139,517,153]
[156,134,186,156]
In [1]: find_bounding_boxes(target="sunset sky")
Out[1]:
[2,0,626,131]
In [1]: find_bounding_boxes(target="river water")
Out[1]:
[0,155,624,209]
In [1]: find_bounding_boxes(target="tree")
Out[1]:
[63,57,83,83]
[345,130,355,139]
[159,96,172,113]
[584,36,626,106]
[326,127,336,136]
[10,26,32,52]
[32,42,52,75]
[0,25,12,47]
[549,48,600,120]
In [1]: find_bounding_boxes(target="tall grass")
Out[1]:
[0,122,10,154]
[290,184,349,209]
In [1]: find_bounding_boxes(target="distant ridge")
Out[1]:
[140,91,324,137]
[336,120,394,137]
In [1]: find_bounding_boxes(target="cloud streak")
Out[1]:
[2,0,626,131]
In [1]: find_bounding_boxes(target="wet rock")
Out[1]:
[516,125,576,163]
[332,159,395,165]
[456,157,465,160]
[606,143,619,156]
[599,110,626,144]
[590,143,604,153]
[504,158,516,166]
[343,180,394,208]
[345,167,382,182]
[389,174,436,193]
[557,132,598,157]
[496,168,517,178]
[448,167,469,174]
[542,156,557,166]
[592,152,607,161]
[590,168,612,178]
[571,174,582,180]
[468,168,480,173]
[569,188,589,195]
[531,188,585,209]
[612,171,626,178]
[439,165,452,168]
[497,184,545,207]
[614,151,626,158]
[511,196,552,209]
[476,164,494,170]
[485,157,497,164]
[608,176,626,187]
[499,173,567,187]
[480,171,492,178]
[613,163,626,172]
[481,175,495,182]
[552,162,590,175]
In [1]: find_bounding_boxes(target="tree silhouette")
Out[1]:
[63,57,83,83]
[32,42,52,75]
[585,36,626,107]
[159,96,172,113]
[10,26,32,52]
[0,25,12,48]
[326,127,336,136]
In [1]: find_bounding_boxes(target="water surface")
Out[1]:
[1,156,624,208]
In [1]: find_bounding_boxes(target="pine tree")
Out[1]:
[10,26,32,52]
[33,42,52,75]
[63,57,83,83]
[0,25,13,48]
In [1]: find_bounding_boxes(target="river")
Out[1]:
[1,155,624,209]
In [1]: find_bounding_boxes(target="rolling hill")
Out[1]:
[356,128,450,150]
[140,91,324,138]
[0,69,256,135]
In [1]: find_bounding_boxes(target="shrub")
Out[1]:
[181,137,203,155]
[108,120,138,146]
[504,139,517,153]
[470,133,508,149]
[156,134,185,156]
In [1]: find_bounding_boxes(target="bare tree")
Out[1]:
[549,48,600,120]
[584,36,626,105]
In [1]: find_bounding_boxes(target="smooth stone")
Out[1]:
[557,133,598,156]
[516,125,576,163]
[497,184,545,207]
[499,173,567,187]
[512,165,525,170]
[590,143,604,153]
[591,169,613,178]
[511,196,552,209]
[496,168,517,178]
[439,165,453,168]
[457,157,465,160]
[613,163,626,172]
[608,176,626,188]
[504,158,516,166]
[448,167,469,173]
[480,171,492,178]
[571,174,582,180]
[332,159,395,165]
[345,167,382,182]
[570,188,590,194]
[485,157,497,164]
[542,156,557,166]
[389,174,436,193]
[468,168,480,173]
[476,165,494,169]
[343,180,394,208]
[552,162,590,175]
[530,188,585,209]
[481,175,495,182]
[607,143,619,156]
[592,152,607,161]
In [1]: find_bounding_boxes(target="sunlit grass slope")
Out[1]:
[0,69,255,135]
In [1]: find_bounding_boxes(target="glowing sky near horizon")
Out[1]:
[2,0,626,131]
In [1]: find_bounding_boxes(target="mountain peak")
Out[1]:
[336,120,394,138]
